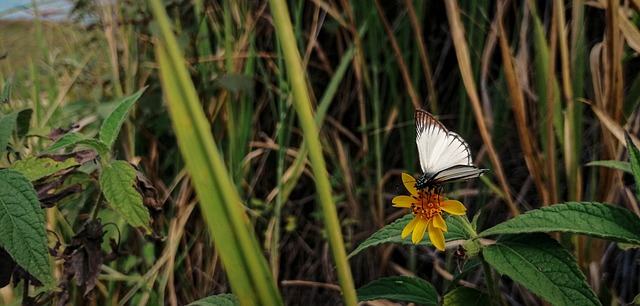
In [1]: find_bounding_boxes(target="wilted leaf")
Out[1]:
[60,219,105,297]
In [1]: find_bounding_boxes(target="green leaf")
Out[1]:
[356,276,438,305]
[0,74,12,103]
[42,133,109,156]
[348,214,470,258]
[483,233,600,306]
[0,111,19,157]
[0,169,52,285]
[187,293,239,306]
[585,160,631,174]
[100,160,151,233]
[443,287,490,306]
[626,133,640,201]
[16,109,33,139]
[99,87,147,150]
[478,202,640,245]
[11,156,79,181]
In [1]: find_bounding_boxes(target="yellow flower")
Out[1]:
[392,173,467,251]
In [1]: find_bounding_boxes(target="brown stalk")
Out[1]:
[560,0,583,201]
[496,2,547,206]
[404,0,438,113]
[545,2,558,205]
[372,0,421,109]
[445,0,519,216]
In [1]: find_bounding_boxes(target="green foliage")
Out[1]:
[348,214,471,258]
[443,287,490,306]
[100,160,152,233]
[99,87,147,150]
[356,276,438,305]
[41,133,109,156]
[483,234,600,306]
[0,111,19,157]
[187,294,239,306]
[0,169,52,285]
[478,202,640,244]
[11,155,79,181]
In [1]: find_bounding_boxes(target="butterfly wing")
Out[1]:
[415,109,472,174]
[415,109,485,185]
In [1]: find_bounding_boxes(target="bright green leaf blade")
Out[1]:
[0,169,52,285]
[349,214,470,258]
[0,111,19,157]
[16,109,33,139]
[11,155,79,181]
[443,287,491,306]
[187,293,239,306]
[100,160,151,233]
[585,160,631,174]
[41,132,109,156]
[356,276,438,305]
[483,233,600,306]
[478,202,640,244]
[99,87,147,150]
[626,133,640,201]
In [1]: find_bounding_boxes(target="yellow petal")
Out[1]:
[441,200,466,215]
[428,221,446,251]
[402,216,420,238]
[411,217,428,244]
[432,213,447,232]
[392,195,415,208]
[401,173,419,196]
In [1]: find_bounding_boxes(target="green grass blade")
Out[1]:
[268,0,357,304]
[148,1,282,305]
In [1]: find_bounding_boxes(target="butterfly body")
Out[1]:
[414,109,486,189]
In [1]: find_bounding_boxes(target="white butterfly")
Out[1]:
[414,109,486,189]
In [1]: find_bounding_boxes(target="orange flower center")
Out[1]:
[411,189,443,220]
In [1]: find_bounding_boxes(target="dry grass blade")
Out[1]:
[618,7,640,54]
[372,0,420,109]
[496,3,547,206]
[445,0,519,216]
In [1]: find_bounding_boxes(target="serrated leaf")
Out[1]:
[356,276,438,305]
[478,202,640,245]
[100,161,151,233]
[187,293,239,306]
[42,132,109,156]
[585,160,631,174]
[349,214,470,258]
[443,287,491,306]
[16,109,33,139]
[11,156,79,181]
[99,87,147,150]
[626,133,640,201]
[483,233,600,306]
[0,169,52,285]
[0,111,19,157]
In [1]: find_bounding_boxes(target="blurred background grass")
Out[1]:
[1,0,640,305]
